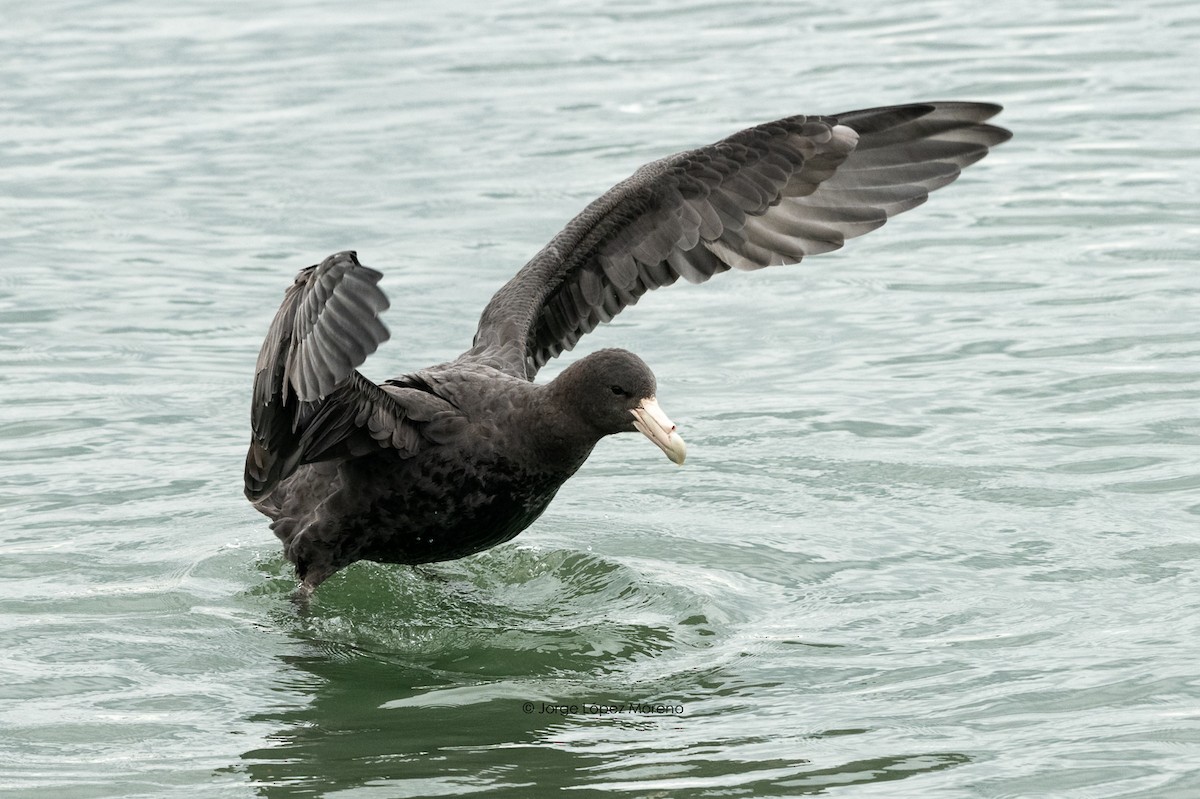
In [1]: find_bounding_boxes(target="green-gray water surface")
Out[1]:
[2,1,1199,796]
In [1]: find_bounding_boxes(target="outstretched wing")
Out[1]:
[244,252,437,501]
[466,102,1011,379]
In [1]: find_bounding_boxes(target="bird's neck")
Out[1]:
[522,381,603,474]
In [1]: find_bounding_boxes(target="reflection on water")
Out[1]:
[236,552,971,797]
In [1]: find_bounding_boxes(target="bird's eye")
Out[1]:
[610,385,625,396]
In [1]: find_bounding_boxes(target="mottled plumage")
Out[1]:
[246,102,1011,596]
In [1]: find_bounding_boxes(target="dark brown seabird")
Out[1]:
[245,102,1011,598]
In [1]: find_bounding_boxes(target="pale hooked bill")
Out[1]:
[631,396,687,465]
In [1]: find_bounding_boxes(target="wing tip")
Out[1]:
[833,101,1011,141]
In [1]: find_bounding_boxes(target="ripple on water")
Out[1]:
[4,0,1200,796]
[252,545,744,680]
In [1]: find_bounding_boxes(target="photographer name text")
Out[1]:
[522,701,683,716]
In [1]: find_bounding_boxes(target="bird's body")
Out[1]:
[254,360,598,586]
[245,102,1011,596]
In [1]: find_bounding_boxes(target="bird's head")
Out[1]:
[553,348,686,465]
